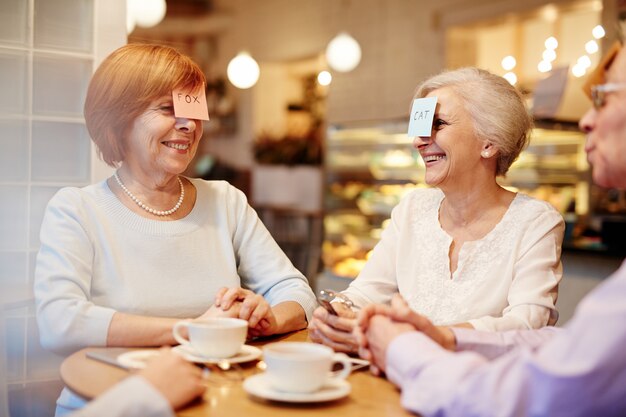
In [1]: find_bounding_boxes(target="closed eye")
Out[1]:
[433,118,448,130]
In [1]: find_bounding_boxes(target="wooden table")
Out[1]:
[60,330,413,417]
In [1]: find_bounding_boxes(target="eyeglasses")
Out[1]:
[591,83,626,109]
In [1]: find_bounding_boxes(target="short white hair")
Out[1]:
[414,67,532,176]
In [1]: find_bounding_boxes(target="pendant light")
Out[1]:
[325,32,361,73]
[227,52,260,89]
[126,0,167,33]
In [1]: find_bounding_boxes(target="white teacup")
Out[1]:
[262,342,351,393]
[173,318,248,358]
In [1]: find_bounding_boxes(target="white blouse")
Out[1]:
[342,188,564,331]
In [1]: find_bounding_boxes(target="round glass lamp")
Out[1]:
[325,32,362,73]
[127,0,167,30]
[227,52,260,89]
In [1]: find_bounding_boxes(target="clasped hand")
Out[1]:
[309,293,456,375]
[355,294,457,375]
[198,287,277,337]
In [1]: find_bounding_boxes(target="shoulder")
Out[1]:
[189,178,250,216]
[512,193,562,218]
[509,193,564,231]
[190,178,247,200]
[48,182,106,210]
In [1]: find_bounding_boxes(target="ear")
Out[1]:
[480,142,497,158]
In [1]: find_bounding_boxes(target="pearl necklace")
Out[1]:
[114,172,184,216]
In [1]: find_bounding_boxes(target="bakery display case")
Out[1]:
[322,120,625,281]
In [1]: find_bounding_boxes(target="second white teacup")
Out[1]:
[262,342,351,393]
[173,318,248,359]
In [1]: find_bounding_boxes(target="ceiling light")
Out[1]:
[572,64,586,78]
[227,52,260,89]
[503,72,517,85]
[544,37,558,50]
[128,0,167,29]
[317,71,332,86]
[592,25,605,39]
[325,32,362,73]
[577,55,592,69]
[538,61,552,73]
[542,49,557,62]
[501,56,516,71]
[585,40,599,54]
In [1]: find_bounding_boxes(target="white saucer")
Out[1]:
[117,350,160,369]
[173,344,262,364]
[243,373,351,403]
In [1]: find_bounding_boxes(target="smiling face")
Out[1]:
[413,87,488,188]
[122,94,203,179]
[580,47,626,189]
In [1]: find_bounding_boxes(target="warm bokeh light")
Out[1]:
[325,32,362,72]
[585,40,599,54]
[542,49,557,62]
[572,64,586,78]
[501,56,517,71]
[538,60,552,73]
[317,70,332,86]
[577,55,592,68]
[127,0,167,29]
[592,25,605,39]
[227,52,260,89]
[503,72,517,85]
[544,36,558,50]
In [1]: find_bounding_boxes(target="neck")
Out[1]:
[441,181,506,227]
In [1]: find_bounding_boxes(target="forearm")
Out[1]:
[272,301,308,334]
[71,376,173,417]
[107,312,186,347]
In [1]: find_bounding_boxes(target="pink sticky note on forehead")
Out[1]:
[172,86,210,121]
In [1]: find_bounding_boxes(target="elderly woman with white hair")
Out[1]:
[310,67,565,353]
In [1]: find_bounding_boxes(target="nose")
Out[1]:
[412,135,431,150]
[175,117,196,132]
[579,107,595,134]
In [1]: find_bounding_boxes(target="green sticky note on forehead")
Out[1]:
[408,97,437,137]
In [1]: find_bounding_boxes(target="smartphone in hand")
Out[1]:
[317,289,338,315]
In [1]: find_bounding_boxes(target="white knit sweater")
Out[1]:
[34,178,317,354]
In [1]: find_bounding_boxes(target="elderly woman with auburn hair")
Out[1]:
[34,43,316,415]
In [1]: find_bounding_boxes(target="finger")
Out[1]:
[357,304,394,329]
[312,306,330,320]
[370,363,382,376]
[220,287,246,310]
[214,287,229,307]
[358,345,372,361]
[314,318,357,347]
[324,313,357,333]
[239,294,263,322]
[333,303,356,319]
[247,302,270,328]
[314,329,357,353]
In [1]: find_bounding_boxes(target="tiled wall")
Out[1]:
[0,0,124,415]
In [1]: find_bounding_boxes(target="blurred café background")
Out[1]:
[1,0,626,415]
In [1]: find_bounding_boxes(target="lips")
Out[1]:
[422,154,446,163]
[162,141,190,151]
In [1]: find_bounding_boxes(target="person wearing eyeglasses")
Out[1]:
[355,42,626,417]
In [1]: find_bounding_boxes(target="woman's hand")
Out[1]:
[355,294,457,374]
[359,314,415,375]
[309,303,358,353]
[139,348,206,410]
[213,287,278,337]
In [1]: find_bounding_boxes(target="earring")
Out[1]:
[481,150,490,158]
